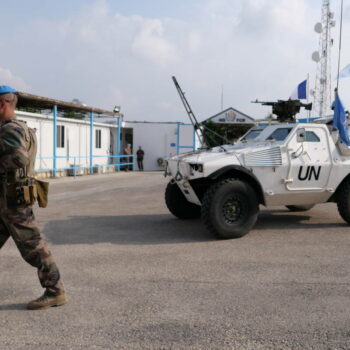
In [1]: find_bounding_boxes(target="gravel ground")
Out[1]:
[1,172,350,350]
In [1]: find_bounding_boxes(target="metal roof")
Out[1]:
[17,91,116,116]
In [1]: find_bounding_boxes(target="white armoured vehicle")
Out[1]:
[165,123,350,238]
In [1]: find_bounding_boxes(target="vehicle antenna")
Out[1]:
[172,76,228,147]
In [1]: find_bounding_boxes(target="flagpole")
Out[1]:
[336,0,344,92]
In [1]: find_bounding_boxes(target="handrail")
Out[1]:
[34,154,135,177]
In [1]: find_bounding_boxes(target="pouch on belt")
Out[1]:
[7,178,49,208]
[35,179,49,208]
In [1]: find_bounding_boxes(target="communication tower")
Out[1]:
[311,0,336,118]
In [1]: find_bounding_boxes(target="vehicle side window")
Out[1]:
[266,128,292,141]
[305,131,320,142]
[242,130,262,141]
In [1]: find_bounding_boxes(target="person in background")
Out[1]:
[124,144,132,171]
[136,146,145,171]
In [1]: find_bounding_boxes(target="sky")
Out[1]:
[1,0,350,122]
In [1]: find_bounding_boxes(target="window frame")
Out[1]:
[95,129,102,149]
[56,125,65,148]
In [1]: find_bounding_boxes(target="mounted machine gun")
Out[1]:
[252,99,312,122]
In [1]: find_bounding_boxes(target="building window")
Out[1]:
[57,125,65,148]
[95,129,102,149]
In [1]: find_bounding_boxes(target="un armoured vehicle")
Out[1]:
[164,79,350,239]
[165,122,350,238]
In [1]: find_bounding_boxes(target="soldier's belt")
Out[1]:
[6,178,49,208]
[13,178,36,186]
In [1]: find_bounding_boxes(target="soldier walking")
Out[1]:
[0,85,67,310]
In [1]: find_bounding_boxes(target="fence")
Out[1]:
[35,154,135,177]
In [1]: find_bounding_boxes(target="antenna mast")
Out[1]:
[172,76,203,145]
[172,76,228,147]
[312,0,336,118]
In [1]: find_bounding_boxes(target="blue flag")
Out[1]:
[337,63,350,80]
[290,80,307,100]
[332,93,350,146]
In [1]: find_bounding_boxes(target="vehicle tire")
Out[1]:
[286,204,315,212]
[201,178,259,239]
[337,178,350,224]
[165,181,201,219]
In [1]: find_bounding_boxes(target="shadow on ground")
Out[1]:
[0,303,27,311]
[44,214,213,245]
[256,210,345,231]
[42,209,346,245]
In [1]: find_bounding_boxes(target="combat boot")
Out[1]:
[27,291,68,310]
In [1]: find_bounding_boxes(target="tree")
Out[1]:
[202,120,251,147]
[61,98,87,120]
[17,106,42,113]
[202,120,226,147]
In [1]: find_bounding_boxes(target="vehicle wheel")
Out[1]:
[286,204,315,212]
[165,181,201,219]
[337,179,350,224]
[201,178,259,239]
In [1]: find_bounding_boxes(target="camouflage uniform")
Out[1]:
[0,118,64,295]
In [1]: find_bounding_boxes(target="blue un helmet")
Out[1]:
[0,86,17,95]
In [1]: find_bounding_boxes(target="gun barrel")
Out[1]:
[251,100,275,106]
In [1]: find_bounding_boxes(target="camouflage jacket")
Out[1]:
[0,117,37,180]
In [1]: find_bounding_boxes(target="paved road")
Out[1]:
[1,172,350,350]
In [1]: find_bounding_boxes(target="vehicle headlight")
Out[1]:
[189,163,204,173]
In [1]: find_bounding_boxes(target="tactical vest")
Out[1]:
[2,119,37,180]
[0,119,48,208]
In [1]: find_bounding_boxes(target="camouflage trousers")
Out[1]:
[0,205,64,295]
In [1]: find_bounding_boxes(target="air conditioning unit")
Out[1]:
[68,164,84,176]
[93,165,102,174]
